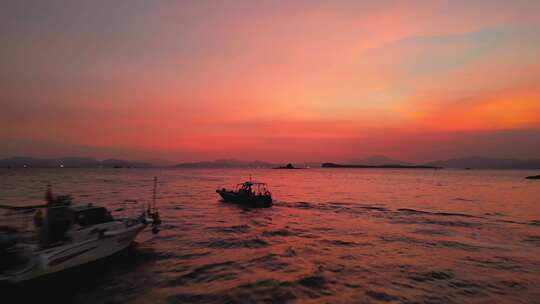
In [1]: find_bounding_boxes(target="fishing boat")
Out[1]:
[216,180,273,208]
[0,180,161,284]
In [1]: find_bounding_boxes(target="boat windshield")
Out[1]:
[74,207,114,226]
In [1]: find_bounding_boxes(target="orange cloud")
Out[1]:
[400,90,540,131]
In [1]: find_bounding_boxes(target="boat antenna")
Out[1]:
[45,182,53,204]
[152,176,157,212]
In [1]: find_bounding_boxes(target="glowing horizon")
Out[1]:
[1,1,539,162]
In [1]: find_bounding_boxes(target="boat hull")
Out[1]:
[217,190,272,208]
[2,222,145,283]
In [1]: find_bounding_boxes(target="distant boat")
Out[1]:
[216,181,272,208]
[525,175,540,180]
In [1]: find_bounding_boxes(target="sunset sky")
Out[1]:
[1,0,539,162]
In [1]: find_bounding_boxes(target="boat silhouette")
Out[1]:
[216,180,272,208]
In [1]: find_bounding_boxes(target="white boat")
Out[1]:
[0,186,161,283]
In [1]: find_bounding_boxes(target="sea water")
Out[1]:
[1,168,539,303]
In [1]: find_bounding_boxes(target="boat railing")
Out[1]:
[0,208,41,244]
[116,199,146,221]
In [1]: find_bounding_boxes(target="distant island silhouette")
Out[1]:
[324,156,540,170]
[273,163,304,169]
[1,155,540,169]
[322,163,441,169]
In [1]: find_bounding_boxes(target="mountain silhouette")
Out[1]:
[0,157,152,168]
[175,159,277,168]
[347,155,411,166]
[424,156,540,169]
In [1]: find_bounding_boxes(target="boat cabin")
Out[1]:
[235,181,271,196]
[71,205,114,227]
